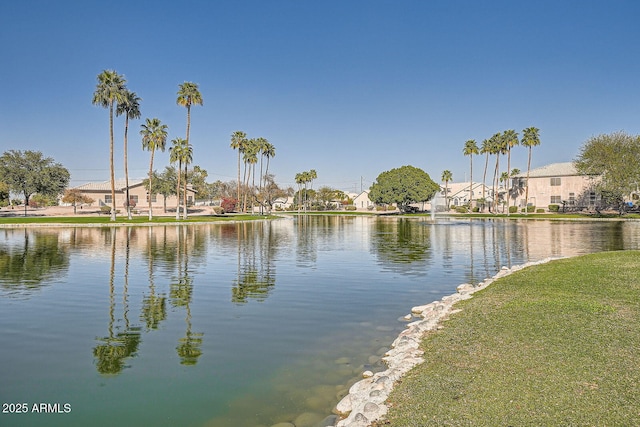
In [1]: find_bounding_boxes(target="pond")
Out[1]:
[1,216,639,427]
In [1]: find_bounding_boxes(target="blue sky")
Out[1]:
[1,0,639,192]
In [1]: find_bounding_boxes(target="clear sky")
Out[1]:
[1,0,639,193]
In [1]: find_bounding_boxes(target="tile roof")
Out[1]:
[513,162,579,178]
[73,179,144,192]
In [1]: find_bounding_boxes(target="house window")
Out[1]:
[130,195,139,204]
[104,194,112,204]
[589,192,597,205]
[568,193,575,205]
[550,196,562,204]
[550,177,561,186]
[146,194,157,203]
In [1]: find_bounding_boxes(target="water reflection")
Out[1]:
[232,222,279,304]
[93,228,142,375]
[370,218,432,275]
[2,218,640,427]
[0,229,70,293]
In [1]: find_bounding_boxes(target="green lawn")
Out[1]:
[379,251,640,426]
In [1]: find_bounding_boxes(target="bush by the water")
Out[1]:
[509,206,518,213]
[345,205,357,211]
[548,204,560,212]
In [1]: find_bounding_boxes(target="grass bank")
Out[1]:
[379,251,640,426]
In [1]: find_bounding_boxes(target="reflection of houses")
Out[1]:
[72,179,195,210]
[512,162,597,209]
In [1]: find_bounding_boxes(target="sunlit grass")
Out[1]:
[380,251,640,426]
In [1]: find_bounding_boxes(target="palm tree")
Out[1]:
[463,140,479,209]
[488,132,502,213]
[500,171,510,213]
[176,82,203,219]
[140,118,168,220]
[116,90,141,219]
[230,131,247,209]
[509,168,522,208]
[295,172,305,213]
[170,138,189,220]
[502,129,519,215]
[521,127,541,212]
[92,70,126,221]
[242,140,259,212]
[441,170,452,209]
[480,139,491,212]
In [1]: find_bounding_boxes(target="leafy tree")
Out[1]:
[369,165,439,212]
[463,140,478,207]
[177,82,203,219]
[521,126,541,210]
[92,69,126,221]
[140,118,168,220]
[62,189,95,214]
[317,186,346,209]
[189,166,209,202]
[0,150,70,216]
[116,89,142,219]
[0,181,9,207]
[575,131,640,208]
[441,170,452,209]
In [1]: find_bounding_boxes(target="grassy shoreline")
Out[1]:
[378,251,640,426]
[0,214,277,226]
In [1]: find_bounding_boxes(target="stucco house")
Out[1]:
[353,190,374,210]
[71,179,195,212]
[512,162,598,209]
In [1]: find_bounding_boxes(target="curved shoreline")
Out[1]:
[331,257,562,427]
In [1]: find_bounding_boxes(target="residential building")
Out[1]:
[71,179,195,212]
[512,162,598,209]
[353,190,374,210]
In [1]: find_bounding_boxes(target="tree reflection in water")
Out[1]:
[93,228,141,375]
[231,221,276,304]
[0,229,70,293]
[171,226,203,365]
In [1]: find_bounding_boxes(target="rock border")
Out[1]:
[331,257,562,427]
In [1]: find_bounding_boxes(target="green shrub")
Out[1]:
[345,205,357,211]
[100,206,111,214]
[548,204,560,212]
[375,205,386,211]
[472,207,480,212]
[455,206,468,213]
[527,205,535,213]
[537,208,545,213]
[509,206,518,213]
[212,206,224,214]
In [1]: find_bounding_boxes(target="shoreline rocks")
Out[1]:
[330,257,561,427]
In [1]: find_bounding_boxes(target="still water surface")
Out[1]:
[1,216,639,427]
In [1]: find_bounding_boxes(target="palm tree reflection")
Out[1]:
[93,228,141,375]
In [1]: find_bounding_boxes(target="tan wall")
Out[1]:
[78,186,193,211]
[522,175,595,209]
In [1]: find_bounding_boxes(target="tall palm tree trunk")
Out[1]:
[148,151,155,220]
[482,153,489,212]
[469,155,473,210]
[176,160,182,220]
[109,102,116,221]
[237,151,241,211]
[506,149,512,215]
[183,106,190,220]
[525,147,533,214]
[492,155,499,214]
[124,114,132,220]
